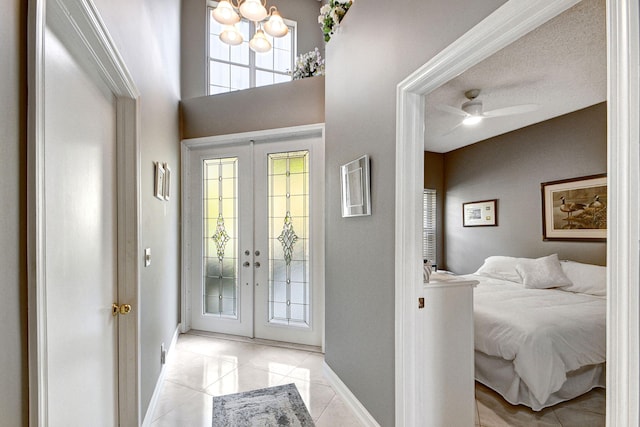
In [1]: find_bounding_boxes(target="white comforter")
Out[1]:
[463,274,606,406]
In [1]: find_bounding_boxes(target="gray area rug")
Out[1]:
[212,383,315,426]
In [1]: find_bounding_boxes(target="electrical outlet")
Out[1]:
[160,343,166,365]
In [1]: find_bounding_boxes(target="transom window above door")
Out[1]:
[207,1,297,95]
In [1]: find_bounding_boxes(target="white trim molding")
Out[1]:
[606,0,640,425]
[395,0,639,425]
[323,362,380,427]
[28,0,141,425]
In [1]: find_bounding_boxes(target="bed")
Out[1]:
[460,254,606,411]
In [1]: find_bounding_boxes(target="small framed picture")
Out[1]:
[340,155,371,217]
[154,162,165,200]
[463,199,497,227]
[541,174,606,241]
[163,163,171,201]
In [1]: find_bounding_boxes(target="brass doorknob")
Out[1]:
[112,303,133,316]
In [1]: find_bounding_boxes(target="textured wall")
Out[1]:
[323,1,507,425]
[444,103,607,274]
[92,0,182,415]
[181,0,325,99]
[0,0,27,425]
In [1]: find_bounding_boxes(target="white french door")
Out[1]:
[188,134,324,346]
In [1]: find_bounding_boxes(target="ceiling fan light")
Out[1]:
[212,1,240,25]
[463,115,483,126]
[239,0,268,22]
[220,25,244,46]
[264,10,288,38]
[249,29,271,53]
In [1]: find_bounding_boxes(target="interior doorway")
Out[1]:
[394,0,639,425]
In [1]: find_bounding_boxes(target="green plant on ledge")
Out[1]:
[318,0,353,43]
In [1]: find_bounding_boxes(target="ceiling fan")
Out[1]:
[436,89,539,134]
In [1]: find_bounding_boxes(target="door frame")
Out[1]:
[27,0,141,425]
[181,123,326,349]
[395,0,639,425]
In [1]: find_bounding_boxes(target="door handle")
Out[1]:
[254,262,261,268]
[112,303,133,316]
[243,261,250,267]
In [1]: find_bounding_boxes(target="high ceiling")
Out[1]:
[424,0,606,153]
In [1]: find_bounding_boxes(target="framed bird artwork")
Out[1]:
[541,174,607,241]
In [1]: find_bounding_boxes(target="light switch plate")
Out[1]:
[144,248,151,267]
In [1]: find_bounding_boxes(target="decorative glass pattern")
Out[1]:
[212,214,231,261]
[277,212,298,265]
[203,157,238,318]
[268,151,310,327]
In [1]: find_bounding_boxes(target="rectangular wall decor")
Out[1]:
[163,163,171,201]
[541,174,607,241]
[341,155,371,217]
[463,199,497,227]
[154,162,165,200]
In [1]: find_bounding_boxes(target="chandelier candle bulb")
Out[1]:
[264,9,288,38]
[220,24,243,45]
[249,28,271,53]
[239,0,268,22]
[212,0,240,24]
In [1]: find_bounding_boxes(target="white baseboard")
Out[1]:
[323,362,381,427]
[141,324,181,427]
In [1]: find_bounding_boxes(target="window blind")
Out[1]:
[423,189,437,263]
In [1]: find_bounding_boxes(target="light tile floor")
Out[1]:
[150,332,364,426]
[150,332,605,426]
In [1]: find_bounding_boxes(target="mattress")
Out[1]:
[464,273,606,410]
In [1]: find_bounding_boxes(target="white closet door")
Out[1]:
[44,26,119,425]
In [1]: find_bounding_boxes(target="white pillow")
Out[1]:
[515,254,572,289]
[560,260,607,296]
[475,256,530,283]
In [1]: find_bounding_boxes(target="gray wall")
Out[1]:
[181,0,325,99]
[444,103,607,274]
[93,0,182,413]
[182,76,324,138]
[324,1,507,425]
[0,0,27,425]
[424,152,445,266]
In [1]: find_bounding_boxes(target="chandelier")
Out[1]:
[212,0,289,53]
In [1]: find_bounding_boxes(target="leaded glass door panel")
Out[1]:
[188,136,323,347]
[189,143,254,337]
[253,140,323,346]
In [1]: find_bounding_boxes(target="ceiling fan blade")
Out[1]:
[440,121,464,136]
[434,104,468,117]
[483,103,539,117]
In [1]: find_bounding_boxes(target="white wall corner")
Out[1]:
[322,362,381,427]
